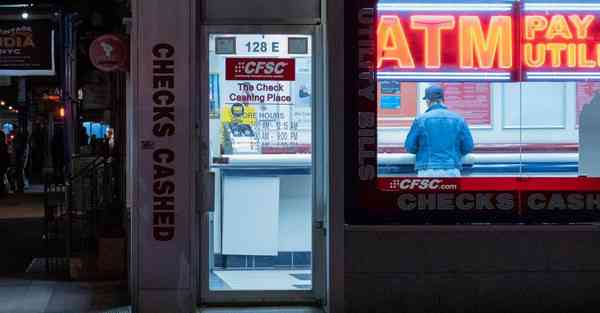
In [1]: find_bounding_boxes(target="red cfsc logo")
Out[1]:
[226,58,295,81]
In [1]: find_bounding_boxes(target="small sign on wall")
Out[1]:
[89,34,129,72]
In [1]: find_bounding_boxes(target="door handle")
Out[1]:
[206,171,215,212]
[314,220,326,236]
[197,171,215,213]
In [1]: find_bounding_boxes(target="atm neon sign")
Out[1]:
[377,1,600,81]
[378,15,513,69]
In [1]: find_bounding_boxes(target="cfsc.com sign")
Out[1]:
[378,178,600,212]
[394,179,457,191]
[379,178,459,191]
[226,58,295,81]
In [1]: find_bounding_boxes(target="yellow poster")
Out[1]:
[220,103,258,154]
[221,103,256,125]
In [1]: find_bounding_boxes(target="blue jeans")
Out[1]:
[417,169,461,177]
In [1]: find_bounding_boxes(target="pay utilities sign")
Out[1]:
[226,57,295,81]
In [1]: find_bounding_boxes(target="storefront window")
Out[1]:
[378,82,524,177]
[345,0,600,223]
[1,122,14,136]
[83,121,109,141]
[376,81,589,178]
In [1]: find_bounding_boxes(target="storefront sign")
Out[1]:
[223,81,292,105]
[226,57,295,81]
[376,1,600,81]
[0,19,55,76]
[377,177,600,212]
[377,1,516,81]
[89,34,129,72]
[135,0,193,301]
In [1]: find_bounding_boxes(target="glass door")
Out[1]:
[199,26,325,304]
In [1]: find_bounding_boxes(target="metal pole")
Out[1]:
[62,13,78,178]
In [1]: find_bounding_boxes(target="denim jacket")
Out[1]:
[405,103,474,171]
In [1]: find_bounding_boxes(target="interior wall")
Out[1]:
[214,174,312,255]
[278,175,312,251]
[378,83,580,145]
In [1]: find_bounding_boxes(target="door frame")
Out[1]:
[198,24,327,306]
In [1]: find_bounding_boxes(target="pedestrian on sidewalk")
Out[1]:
[51,128,65,183]
[0,132,9,197]
[12,129,27,193]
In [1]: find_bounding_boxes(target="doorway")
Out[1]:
[199,26,326,304]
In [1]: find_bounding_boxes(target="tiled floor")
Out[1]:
[0,276,129,313]
[212,270,312,290]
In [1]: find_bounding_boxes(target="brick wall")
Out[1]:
[345,225,600,313]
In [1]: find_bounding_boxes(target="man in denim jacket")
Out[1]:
[405,85,474,177]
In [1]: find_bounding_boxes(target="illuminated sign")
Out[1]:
[376,1,600,81]
[377,1,516,81]
[522,2,600,80]
[346,0,600,225]
[226,58,295,81]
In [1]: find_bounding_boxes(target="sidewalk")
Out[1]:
[0,186,46,274]
[0,186,45,219]
[0,276,129,313]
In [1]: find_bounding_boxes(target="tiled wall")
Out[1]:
[345,225,600,313]
[214,251,311,269]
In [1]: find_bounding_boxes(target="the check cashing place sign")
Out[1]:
[345,0,600,225]
[225,57,295,105]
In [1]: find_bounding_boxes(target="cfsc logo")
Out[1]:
[236,61,288,75]
[226,58,295,81]
[400,179,442,190]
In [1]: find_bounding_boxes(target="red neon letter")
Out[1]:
[523,43,545,68]
[545,15,573,40]
[377,15,415,69]
[410,15,455,68]
[568,15,595,39]
[524,16,548,40]
[546,43,568,67]
[567,43,577,67]
[580,44,596,68]
[459,16,513,69]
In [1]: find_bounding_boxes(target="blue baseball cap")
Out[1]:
[423,85,444,101]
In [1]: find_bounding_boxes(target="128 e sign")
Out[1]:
[245,41,280,53]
